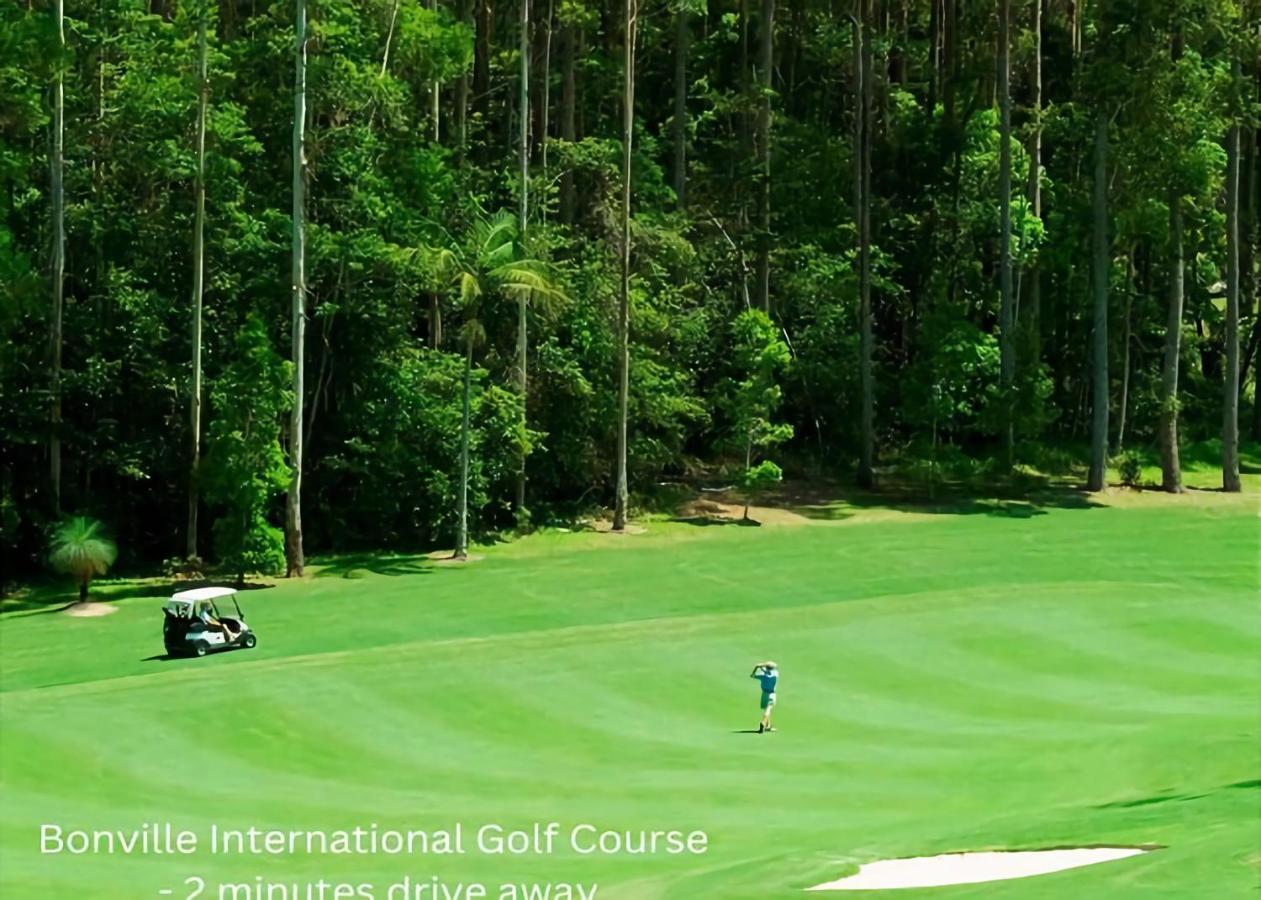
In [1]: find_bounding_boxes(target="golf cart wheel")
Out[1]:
[242,633,257,649]
[193,641,209,658]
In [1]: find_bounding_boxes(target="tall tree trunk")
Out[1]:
[1087,111,1110,492]
[187,2,209,559]
[1244,125,1258,440]
[429,293,442,347]
[739,0,751,223]
[1160,195,1185,492]
[50,0,65,515]
[1223,122,1241,492]
[1025,0,1042,348]
[927,0,939,111]
[740,0,750,108]
[456,335,472,559]
[942,0,956,134]
[854,2,874,488]
[1117,284,1131,453]
[455,0,470,151]
[430,0,440,140]
[540,0,553,179]
[286,0,308,576]
[515,0,530,518]
[559,22,577,224]
[475,0,492,123]
[754,0,774,312]
[382,0,401,75]
[612,0,636,532]
[998,0,1014,470]
[860,0,875,487]
[672,6,689,207]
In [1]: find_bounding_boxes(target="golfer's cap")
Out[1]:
[766,660,777,668]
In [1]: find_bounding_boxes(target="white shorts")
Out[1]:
[760,691,776,711]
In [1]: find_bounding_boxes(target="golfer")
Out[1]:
[199,604,237,641]
[750,660,778,733]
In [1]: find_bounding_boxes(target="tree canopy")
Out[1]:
[0,0,1257,578]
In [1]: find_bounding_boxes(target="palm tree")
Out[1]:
[49,517,118,606]
[431,211,564,558]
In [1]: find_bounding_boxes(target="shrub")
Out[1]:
[1117,451,1143,488]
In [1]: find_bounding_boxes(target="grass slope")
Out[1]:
[2,496,1258,898]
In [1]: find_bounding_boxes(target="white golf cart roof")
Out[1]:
[164,586,238,617]
[171,586,237,603]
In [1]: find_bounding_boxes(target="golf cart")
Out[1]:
[163,586,257,658]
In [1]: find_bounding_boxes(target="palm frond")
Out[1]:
[49,517,118,584]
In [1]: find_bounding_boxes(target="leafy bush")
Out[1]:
[316,348,525,549]
[201,316,293,581]
[1116,451,1143,487]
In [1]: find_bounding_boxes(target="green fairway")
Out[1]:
[2,495,1259,899]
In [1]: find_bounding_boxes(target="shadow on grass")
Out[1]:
[1095,779,1259,810]
[671,516,763,527]
[1095,792,1208,809]
[730,479,1103,523]
[1,578,276,616]
[312,553,435,579]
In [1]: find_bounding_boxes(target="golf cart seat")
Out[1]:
[163,586,256,658]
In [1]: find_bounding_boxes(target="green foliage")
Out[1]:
[903,307,1000,439]
[1117,450,1144,488]
[739,459,783,496]
[0,0,1255,574]
[48,517,117,598]
[319,348,525,546]
[201,317,292,578]
[722,310,793,509]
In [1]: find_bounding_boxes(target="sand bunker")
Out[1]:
[807,847,1151,891]
[63,602,118,618]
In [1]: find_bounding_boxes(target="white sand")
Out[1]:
[807,847,1150,891]
[63,602,119,618]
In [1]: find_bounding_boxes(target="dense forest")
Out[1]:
[1,0,1257,580]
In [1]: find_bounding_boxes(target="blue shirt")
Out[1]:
[755,670,778,693]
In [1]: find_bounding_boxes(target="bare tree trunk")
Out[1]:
[927,0,939,111]
[50,0,65,515]
[1224,122,1242,492]
[672,6,689,207]
[1117,284,1131,454]
[942,0,956,134]
[1025,0,1042,347]
[857,0,875,488]
[998,0,1014,470]
[612,0,636,532]
[455,0,470,151]
[286,0,308,576]
[754,0,774,312]
[1245,125,1259,440]
[430,0,440,140]
[187,2,209,559]
[1087,111,1109,492]
[559,21,577,223]
[381,0,400,76]
[456,334,472,559]
[1160,195,1185,492]
[515,0,530,519]
[475,0,492,123]
[429,293,442,347]
[540,0,553,180]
